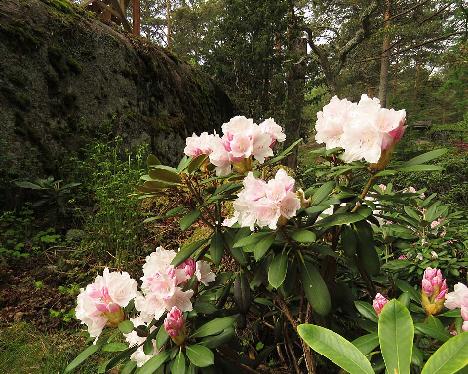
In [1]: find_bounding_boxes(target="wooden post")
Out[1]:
[132,0,140,36]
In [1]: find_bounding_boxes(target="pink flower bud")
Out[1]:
[373,293,389,316]
[164,307,185,341]
[421,267,447,315]
[398,255,407,260]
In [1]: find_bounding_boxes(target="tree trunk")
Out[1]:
[284,1,307,169]
[166,0,172,48]
[378,0,392,107]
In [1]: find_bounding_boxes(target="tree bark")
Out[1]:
[284,1,307,168]
[378,0,392,107]
[166,0,172,48]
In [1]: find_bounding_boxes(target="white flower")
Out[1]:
[195,261,216,286]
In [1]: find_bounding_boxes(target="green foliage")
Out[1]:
[72,137,149,266]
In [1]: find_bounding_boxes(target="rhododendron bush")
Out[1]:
[67,98,467,373]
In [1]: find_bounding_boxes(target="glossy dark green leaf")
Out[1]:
[171,239,208,267]
[354,301,378,322]
[395,279,421,302]
[378,299,414,374]
[156,324,169,349]
[102,342,128,352]
[268,252,288,288]
[209,230,224,266]
[414,316,451,342]
[191,317,237,338]
[291,229,316,243]
[298,324,373,374]
[341,225,357,257]
[118,320,134,334]
[200,326,235,349]
[311,181,335,204]
[233,231,271,248]
[300,261,331,316]
[186,345,214,368]
[253,234,275,261]
[64,344,101,373]
[172,350,186,374]
[147,154,161,167]
[180,209,201,231]
[352,333,379,355]
[403,148,448,166]
[421,331,468,374]
[139,350,170,374]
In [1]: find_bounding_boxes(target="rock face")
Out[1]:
[0,0,233,202]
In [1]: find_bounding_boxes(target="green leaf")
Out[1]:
[14,181,44,190]
[355,221,380,276]
[102,342,128,352]
[298,324,374,374]
[266,138,302,164]
[311,181,335,204]
[397,165,444,173]
[139,350,170,374]
[341,225,357,257]
[300,261,331,316]
[186,344,214,368]
[404,206,421,220]
[148,165,181,184]
[233,231,272,248]
[412,344,424,367]
[291,229,316,243]
[200,327,235,349]
[191,317,237,338]
[180,209,201,231]
[352,333,379,355]
[421,332,468,374]
[354,301,378,322]
[440,310,462,318]
[118,320,134,334]
[172,350,186,374]
[395,279,421,302]
[378,299,414,374]
[268,252,288,288]
[147,154,161,167]
[171,239,208,267]
[316,208,371,229]
[209,230,224,266]
[156,324,169,349]
[187,155,208,173]
[253,234,275,261]
[64,344,101,373]
[403,148,448,166]
[121,360,137,374]
[414,316,451,342]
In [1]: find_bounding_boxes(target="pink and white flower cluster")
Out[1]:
[315,95,406,164]
[445,282,468,332]
[75,247,215,351]
[75,268,138,339]
[184,116,286,176]
[223,169,301,230]
[135,247,215,322]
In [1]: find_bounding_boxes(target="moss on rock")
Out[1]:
[0,0,234,207]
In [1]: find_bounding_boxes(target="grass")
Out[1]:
[0,323,99,373]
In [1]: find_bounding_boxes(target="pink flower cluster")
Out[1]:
[315,95,406,164]
[75,268,138,339]
[135,247,215,321]
[223,169,301,230]
[164,306,185,337]
[75,247,215,354]
[445,283,468,332]
[184,116,286,176]
[373,293,389,316]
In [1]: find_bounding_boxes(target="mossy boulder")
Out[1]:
[0,0,234,205]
